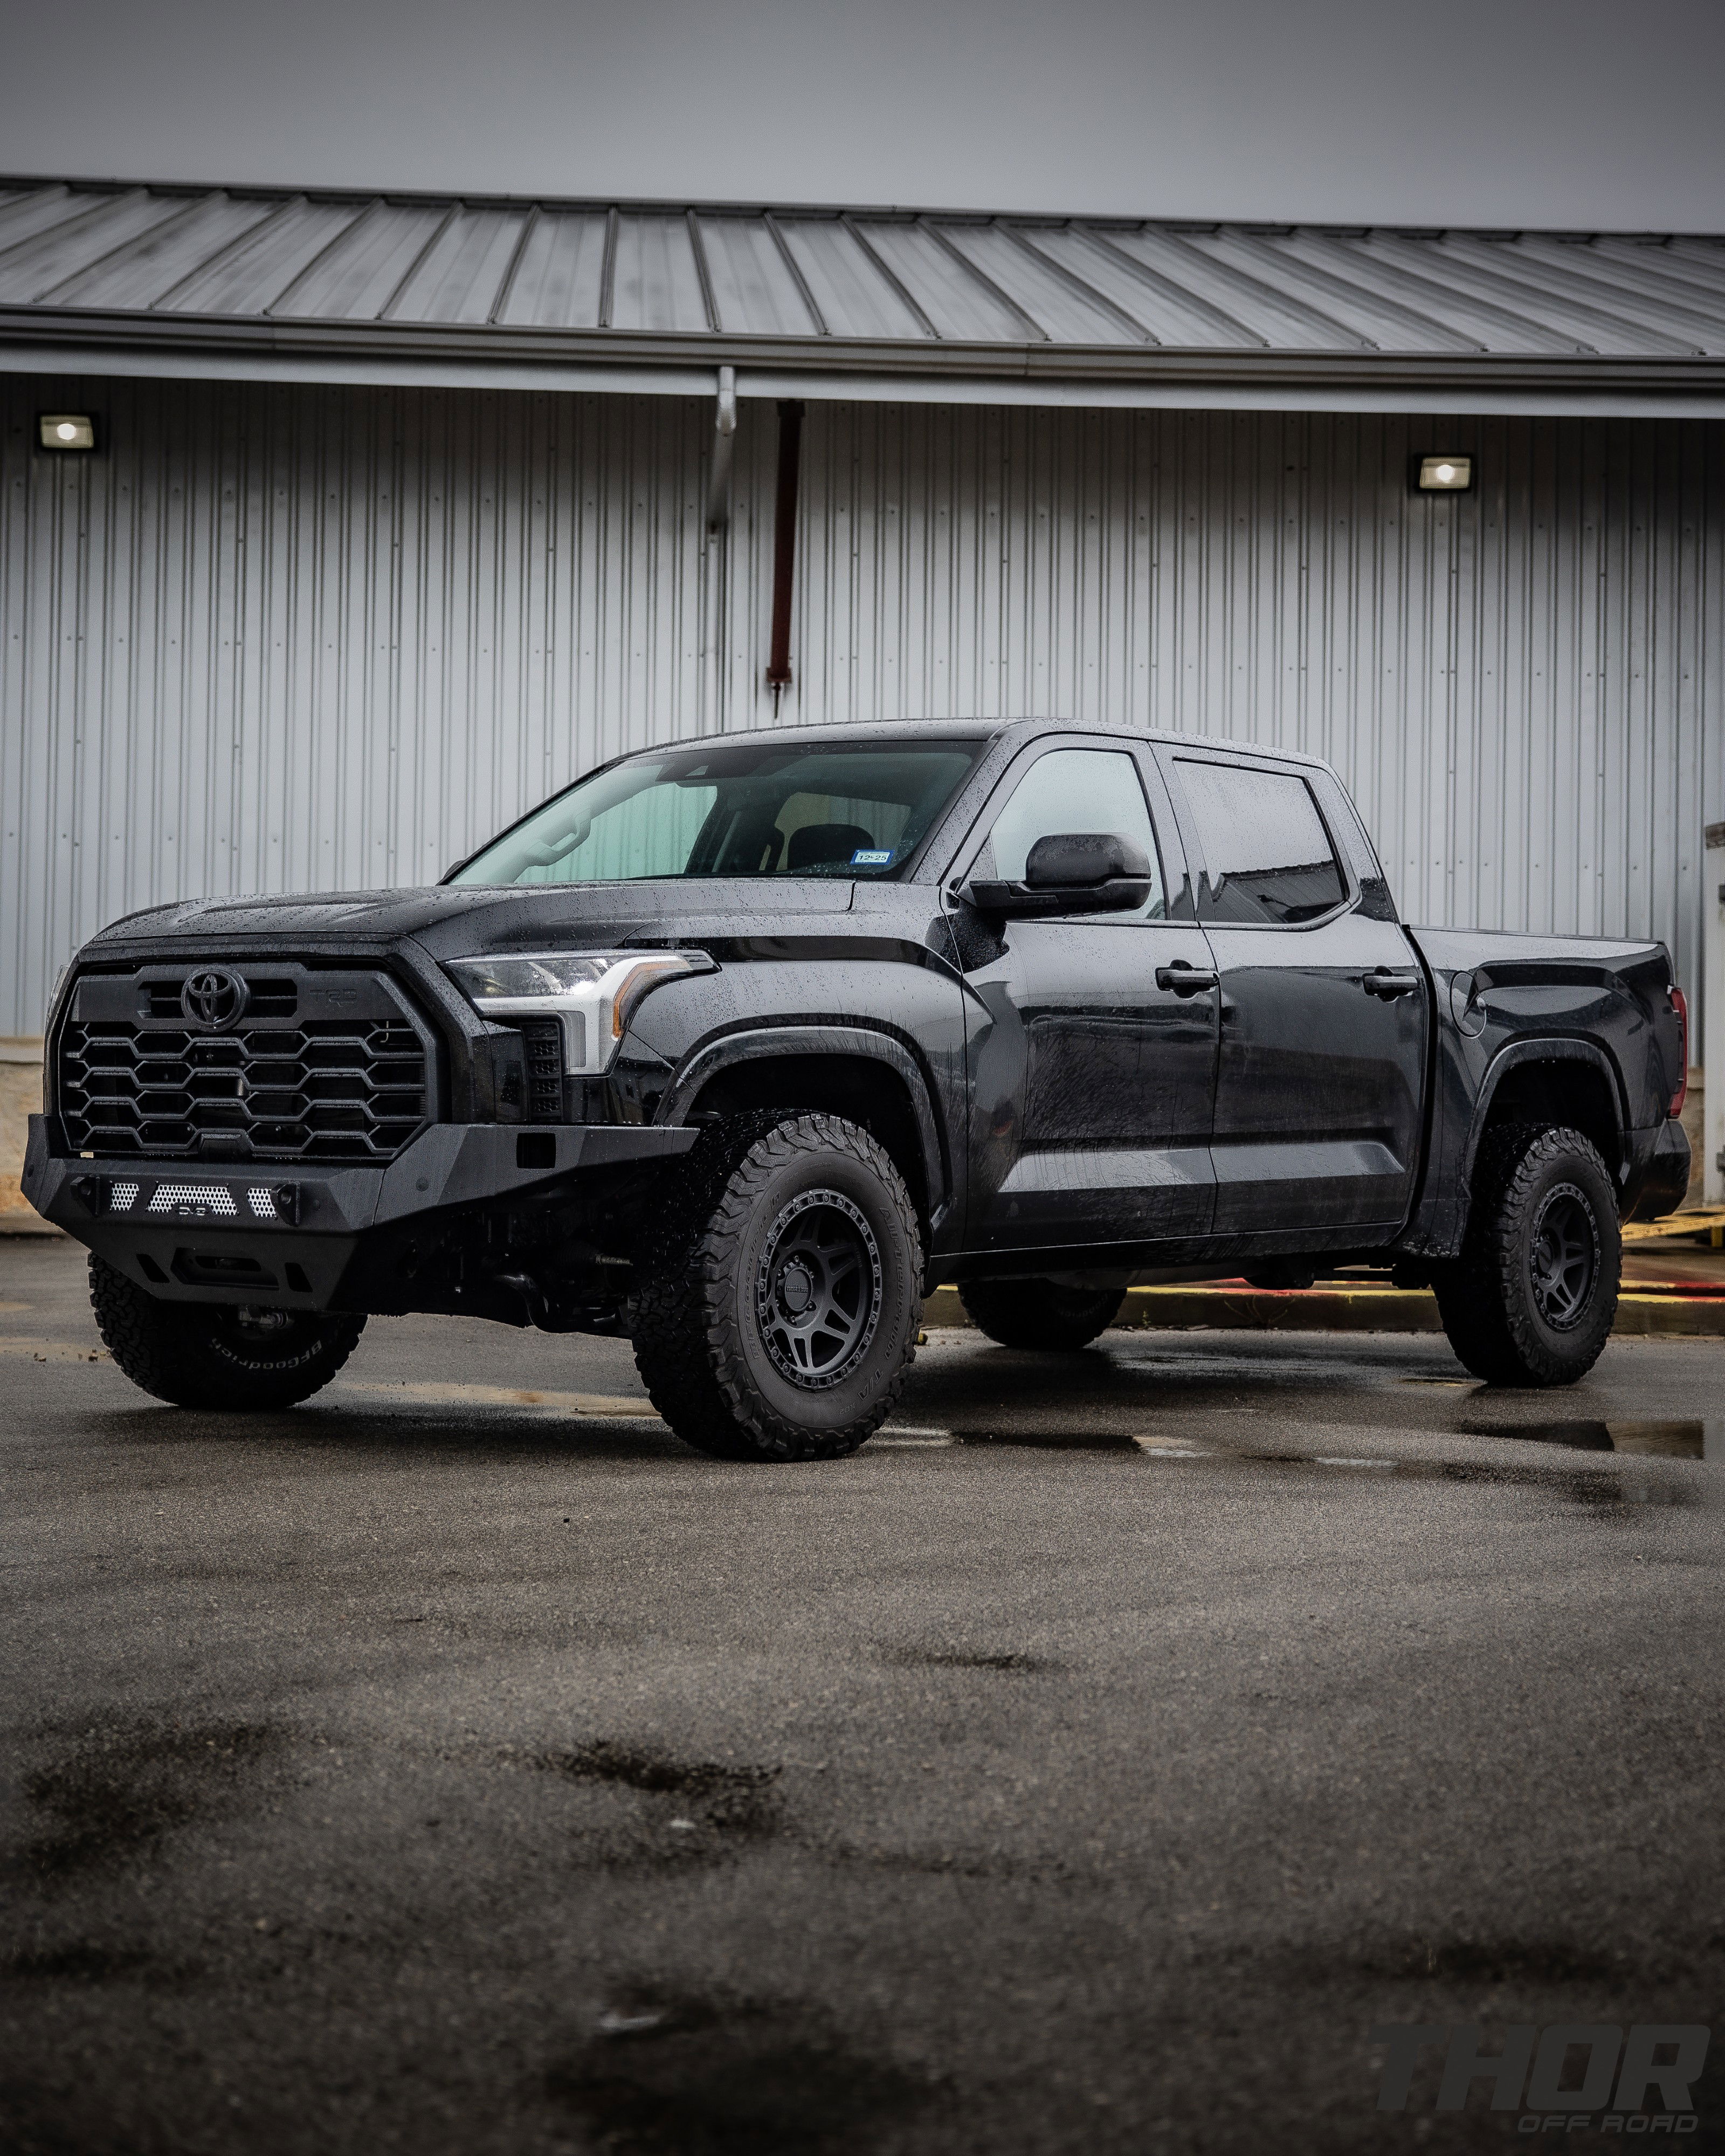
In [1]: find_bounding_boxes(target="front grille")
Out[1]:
[142,975,298,1020]
[56,965,433,1164]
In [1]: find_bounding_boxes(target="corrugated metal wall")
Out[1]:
[3,373,1720,1037]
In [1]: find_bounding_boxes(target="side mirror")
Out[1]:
[964,832,1153,919]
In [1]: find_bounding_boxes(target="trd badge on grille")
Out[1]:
[181,968,250,1029]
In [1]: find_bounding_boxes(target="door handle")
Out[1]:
[1362,968,1421,999]
[1156,962,1219,996]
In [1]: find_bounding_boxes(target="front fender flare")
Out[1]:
[656,1022,951,1222]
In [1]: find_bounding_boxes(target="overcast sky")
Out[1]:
[4,0,1723,230]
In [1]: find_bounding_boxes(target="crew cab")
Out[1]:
[25,721,1692,1459]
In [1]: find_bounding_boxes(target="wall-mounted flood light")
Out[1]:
[1415,453,1472,492]
[38,413,96,451]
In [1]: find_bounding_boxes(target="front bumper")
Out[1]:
[23,1116,698,1312]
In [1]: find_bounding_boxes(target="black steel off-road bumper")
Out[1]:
[23,1115,698,1315]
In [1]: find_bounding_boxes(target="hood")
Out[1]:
[84,877,858,958]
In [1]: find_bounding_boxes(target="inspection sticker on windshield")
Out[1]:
[851,849,893,866]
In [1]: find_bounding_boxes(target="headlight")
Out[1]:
[444,949,715,1075]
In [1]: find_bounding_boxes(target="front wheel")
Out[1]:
[957,1277,1126,1352]
[89,1256,366,1408]
[1433,1124,1620,1386]
[631,1113,922,1461]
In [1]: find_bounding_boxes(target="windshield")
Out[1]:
[451,740,982,887]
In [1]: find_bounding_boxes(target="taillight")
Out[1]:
[1668,986,1689,1117]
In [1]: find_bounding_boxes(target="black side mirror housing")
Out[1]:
[965,832,1153,919]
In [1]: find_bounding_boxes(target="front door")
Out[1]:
[953,742,1219,1257]
[1157,750,1428,1239]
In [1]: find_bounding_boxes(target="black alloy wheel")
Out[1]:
[1526,1185,1599,1332]
[755,1187,883,1390]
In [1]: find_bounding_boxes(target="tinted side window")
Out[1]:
[1175,760,1347,925]
[975,748,1166,920]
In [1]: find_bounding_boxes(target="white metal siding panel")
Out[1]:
[385,208,526,326]
[158,200,358,316]
[772,220,926,342]
[498,211,608,330]
[939,226,1145,347]
[0,186,84,256]
[0,191,182,305]
[696,218,820,338]
[1101,230,1372,351]
[272,202,446,321]
[610,217,709,335]
[42,195,275,313]
[850,223,1029,343]
[1,377,1718,1046]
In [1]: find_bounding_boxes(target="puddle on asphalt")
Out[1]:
[912,1423,1713,1507]
[949,1416,1719,1468]
[1135,1447,1700,1507]
[952,1430,1143,1451]
[1457,1419,1719,1460]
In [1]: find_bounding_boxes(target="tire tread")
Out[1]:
[1434,1123,1618,1387]
[632,1112,922,1461]
[89,1256,364,1409]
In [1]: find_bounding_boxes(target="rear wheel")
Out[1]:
[631,1113,922,1462]
[89,1255,365,1408]
[958,1277,1126,1352]
[1433,1124,1619,1386]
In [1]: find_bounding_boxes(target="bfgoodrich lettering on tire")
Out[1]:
[89,1255,365,1409]
[631,1112,922,1461]
[1434,1123,1620,1387]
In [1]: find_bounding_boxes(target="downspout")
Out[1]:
[765,398,804,711]
[705,364,736,530]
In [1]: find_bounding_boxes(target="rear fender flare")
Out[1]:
[1458,1036,1629,1219]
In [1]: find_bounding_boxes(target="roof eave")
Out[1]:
[4,307,1725,416]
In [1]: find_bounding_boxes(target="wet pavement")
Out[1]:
[3,1237,1723,2154]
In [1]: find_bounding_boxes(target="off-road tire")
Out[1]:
[89,1255,366,1409]
[958,1276,1126,1352]
[1433,1123,1620,1387]
[631,1113,922,1462]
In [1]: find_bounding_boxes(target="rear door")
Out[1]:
[1154,749,1427,1238]
[949,739,1219,1256]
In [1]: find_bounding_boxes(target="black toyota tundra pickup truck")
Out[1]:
[25,720,1692,1460]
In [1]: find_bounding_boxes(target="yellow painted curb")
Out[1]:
[923,1283,1725,1338]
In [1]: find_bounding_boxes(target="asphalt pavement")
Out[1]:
[3,1236,1722,2155]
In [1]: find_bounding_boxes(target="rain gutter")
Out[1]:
[4,310,1725,417]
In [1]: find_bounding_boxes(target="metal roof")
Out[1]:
[4,176,1725,413]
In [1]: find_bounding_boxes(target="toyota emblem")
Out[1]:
[181,968,249,1029]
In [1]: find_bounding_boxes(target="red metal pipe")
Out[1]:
[765,399,804,692]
